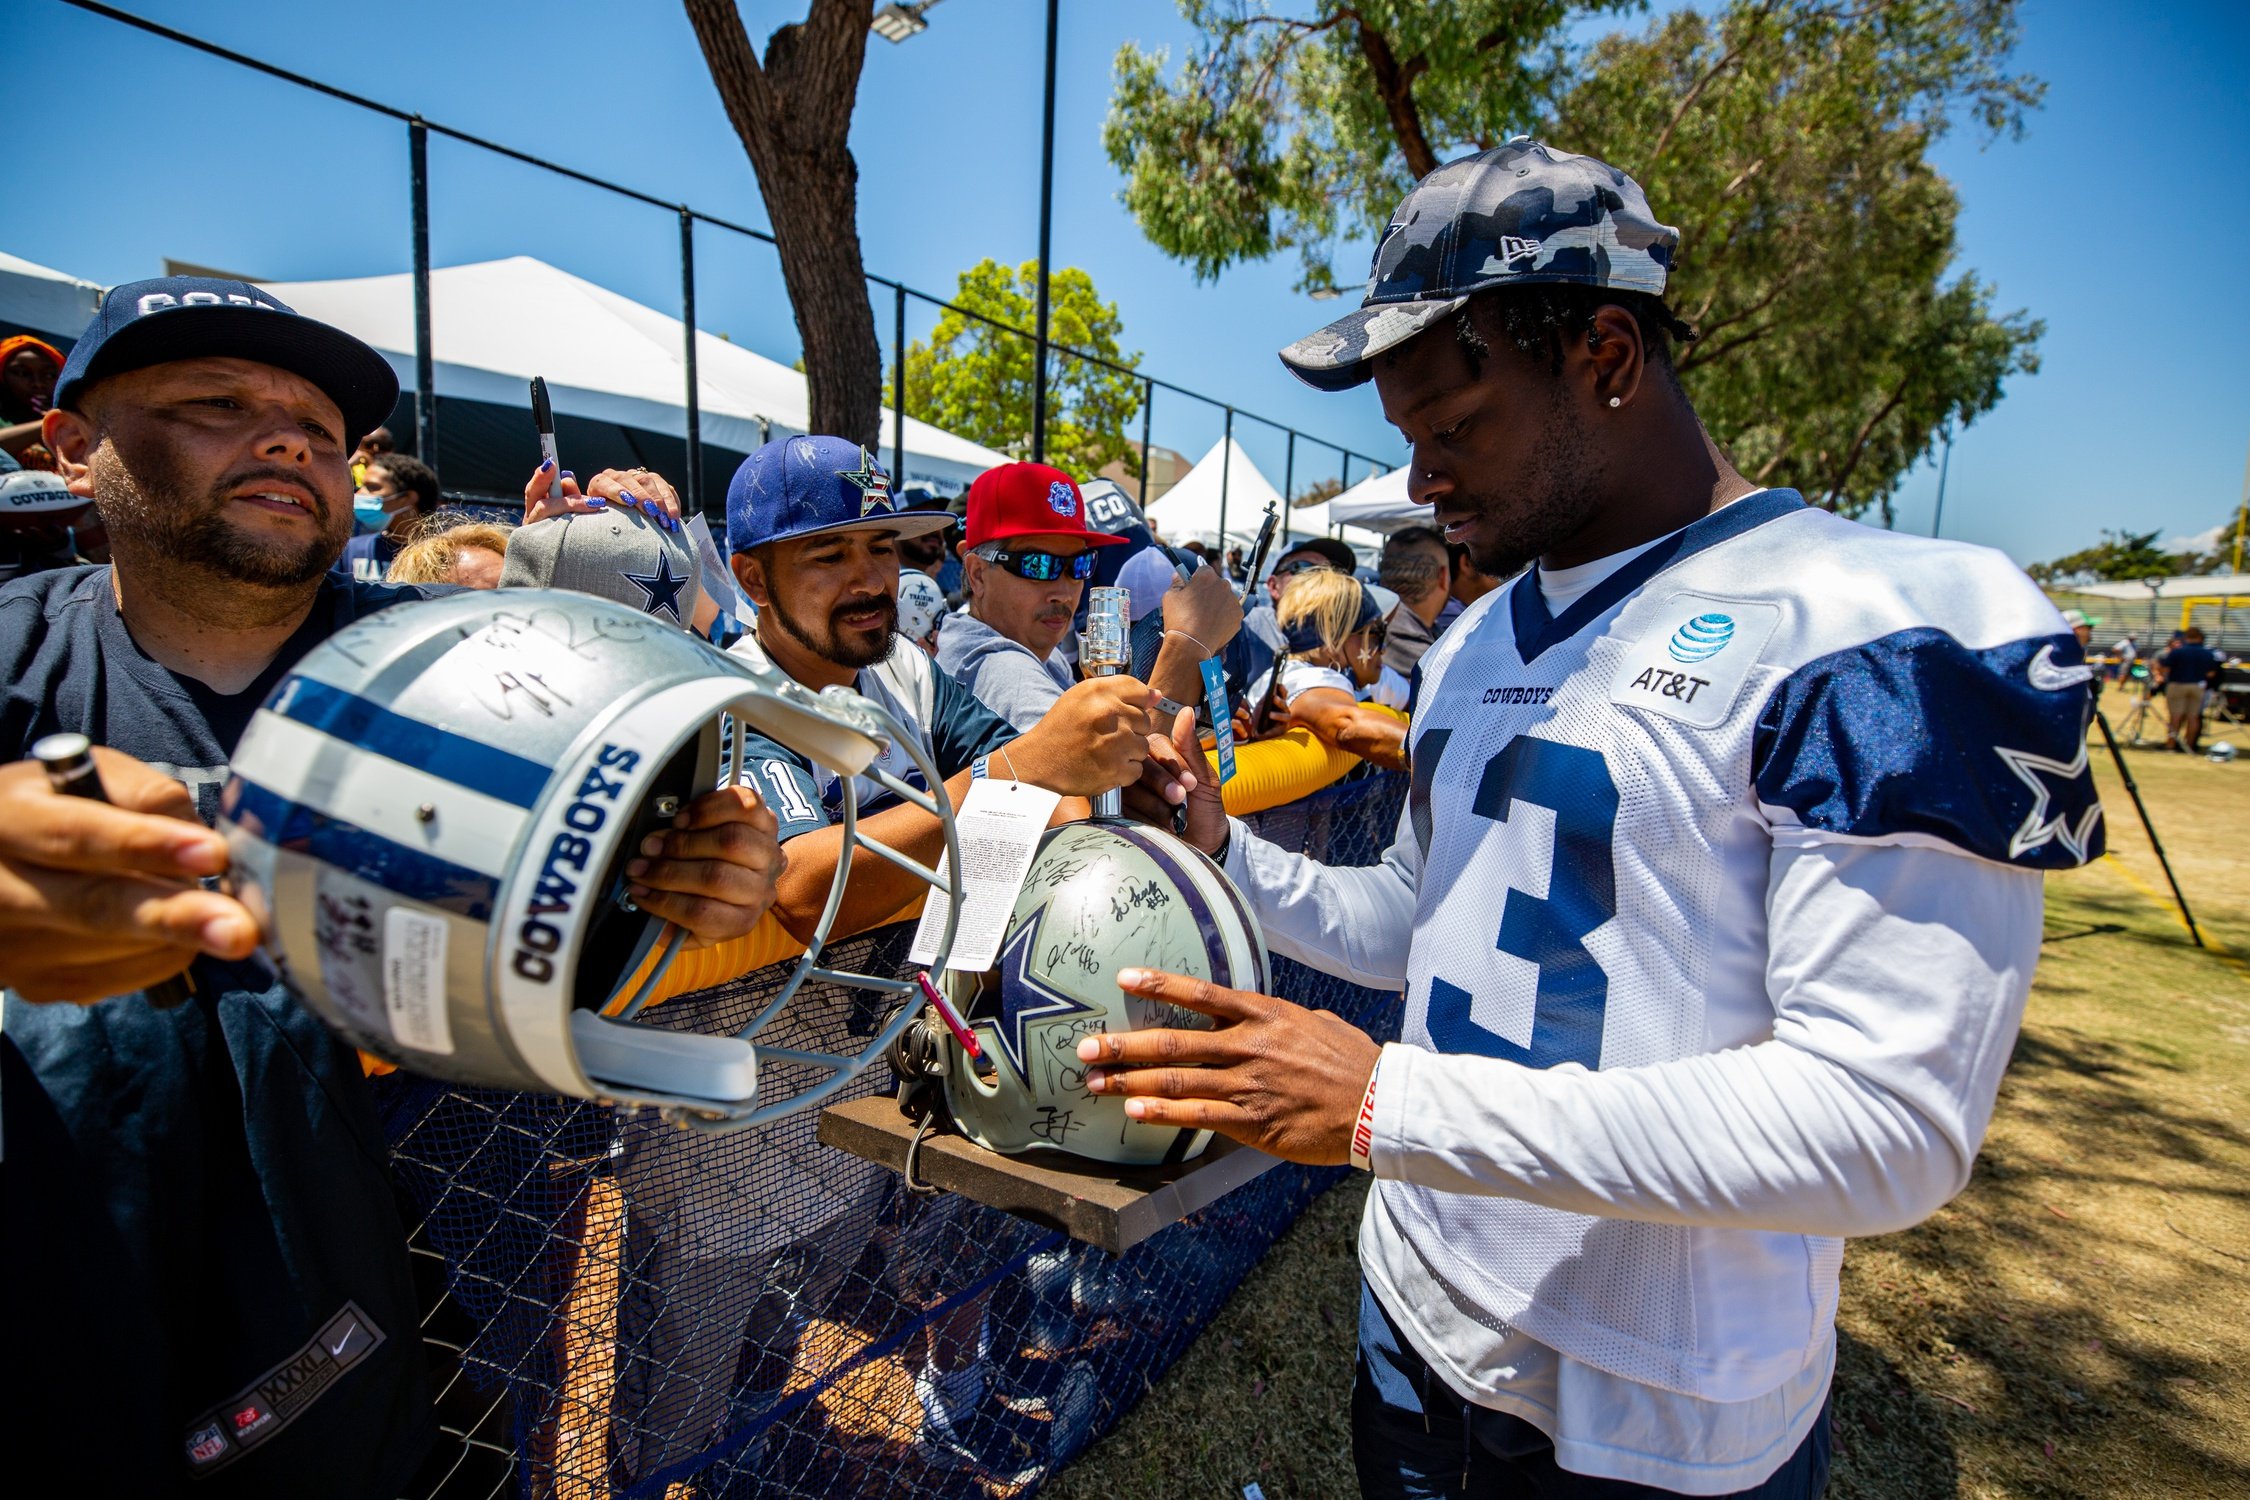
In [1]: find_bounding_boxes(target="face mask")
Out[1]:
[352,493,393,533]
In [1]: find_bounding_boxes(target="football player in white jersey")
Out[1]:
[1107,138,2101,1498]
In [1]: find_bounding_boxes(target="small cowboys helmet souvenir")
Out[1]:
[218,589,963,1131]
[937,821,1269,1166]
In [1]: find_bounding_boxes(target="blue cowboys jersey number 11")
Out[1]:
[1224,488,2101,1491]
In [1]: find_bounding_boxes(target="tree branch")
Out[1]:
[1820,373,1913,506]
[1353,16,1439,177]
[1650,0,1782,162]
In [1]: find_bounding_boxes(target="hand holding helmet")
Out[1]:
[1078,967,1381,1167]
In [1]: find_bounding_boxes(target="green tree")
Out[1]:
[1105,0,2045,520]
[904,259,1144,478]
[2027,530,2178,587]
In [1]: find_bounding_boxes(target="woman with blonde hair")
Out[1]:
[1247,568,1407,771]
[385,519,512,588]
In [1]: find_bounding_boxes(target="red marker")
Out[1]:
[915,970,982,1060]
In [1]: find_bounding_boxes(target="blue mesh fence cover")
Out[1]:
[376,766,1408,1498]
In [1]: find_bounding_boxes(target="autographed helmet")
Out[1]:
[938,822,1269,1166]
[218,588,962,1130]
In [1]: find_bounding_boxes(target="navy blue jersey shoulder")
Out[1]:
[1753,627,2104,869]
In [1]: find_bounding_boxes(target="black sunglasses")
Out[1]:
[978,547,1096,582]
[1269,557,1333,580]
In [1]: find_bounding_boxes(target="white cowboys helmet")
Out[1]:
[218,589,961,1131]
[937,822,1269,1167]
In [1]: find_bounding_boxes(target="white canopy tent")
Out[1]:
[0,252,103,342]
[1142,436,1285,550]
[258,256,1013,492]
[1325,464,1421,534]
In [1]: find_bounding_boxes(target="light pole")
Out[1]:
[1930,419,1954,539]
[1029,0,1059,462]
[872,0,1058,464]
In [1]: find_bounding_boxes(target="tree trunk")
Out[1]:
[685,0,884,445]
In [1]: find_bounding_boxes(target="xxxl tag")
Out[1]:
[1609,593,1780,729]
[1199,657,1238,784]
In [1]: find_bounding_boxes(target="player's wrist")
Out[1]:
[1348,1049,1383,1172]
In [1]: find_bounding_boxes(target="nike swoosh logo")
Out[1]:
[2028,644,2093,691]
[329,1328,358,1358]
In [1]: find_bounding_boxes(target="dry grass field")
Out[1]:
[1051,693,2250,1500]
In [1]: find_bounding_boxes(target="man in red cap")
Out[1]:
[940,461,1239,730]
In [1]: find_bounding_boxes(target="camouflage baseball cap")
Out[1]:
[1279,137,1679,392]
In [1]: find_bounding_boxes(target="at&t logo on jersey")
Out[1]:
[1611,596,1778,730]
[1667,613,1736,662]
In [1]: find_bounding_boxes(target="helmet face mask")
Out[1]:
[220,589,962,1130]
[937,822,1269,1167]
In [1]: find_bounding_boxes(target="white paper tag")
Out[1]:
[908,778,1064,972]
[383,908,454,1055]
[1608,593,1781,729]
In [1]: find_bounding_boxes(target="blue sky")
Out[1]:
[6,0,2246,566]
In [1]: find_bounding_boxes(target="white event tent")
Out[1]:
[258,256,1012,493]
[1325,464,1421,534]
[1142,436,1285,550]
[0,252,103,342]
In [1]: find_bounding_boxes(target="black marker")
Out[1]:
[530,376,564,502]
[32,733,194,1009]
[1239,502,1280,605]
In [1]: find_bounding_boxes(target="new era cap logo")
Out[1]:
[1495,234,1541,267]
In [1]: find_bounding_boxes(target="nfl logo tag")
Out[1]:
[186,1423,229,1466]
[1046,480,1076,517]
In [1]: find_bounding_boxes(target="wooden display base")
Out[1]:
[817,1094,1283,1255]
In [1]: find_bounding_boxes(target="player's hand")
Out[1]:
[0,751,260,1004]
[1159,563,1242,653]
[1076,967,1380,1165]
[1007,676,1157,795]
[1125,707,1225,854]
[623,783,785,948]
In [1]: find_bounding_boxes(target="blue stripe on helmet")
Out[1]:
[268,675,551,810]
[224,777,500,920]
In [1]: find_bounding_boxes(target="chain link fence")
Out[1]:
[377,767,1408,1498]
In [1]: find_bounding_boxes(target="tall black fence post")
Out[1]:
[892,284,908,488]
[1281,430,1297,549]
[1338,451,1352,539]
[679,207,704,519]
[408,118,436,467]
[1030,0,1059,463]
[1137,378,1154,502]
[1218,407,1234,545]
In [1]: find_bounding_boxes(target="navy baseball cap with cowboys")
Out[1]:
[1280,137,1679,392]
[726,433,953,553]
[56,275,400,441]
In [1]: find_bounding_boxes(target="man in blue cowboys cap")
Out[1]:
[721,433,1192,941]
[1114,139,2101,1498]
[0,276,789,1494]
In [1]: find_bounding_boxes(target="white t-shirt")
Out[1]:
[1247,658,1354,715]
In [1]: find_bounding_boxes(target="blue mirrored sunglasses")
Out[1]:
[979,547,1097,582]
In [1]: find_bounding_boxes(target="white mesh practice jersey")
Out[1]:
[1228,490,2100,1420]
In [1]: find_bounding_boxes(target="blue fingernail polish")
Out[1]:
[539,457,553,470]
[585,494,608,507]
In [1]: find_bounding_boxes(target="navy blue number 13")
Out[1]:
[1426,738,1619,1069]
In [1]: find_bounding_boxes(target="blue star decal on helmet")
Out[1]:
[834,445,894,516]
[986,904,1103,1082]
[622,550,690,623]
